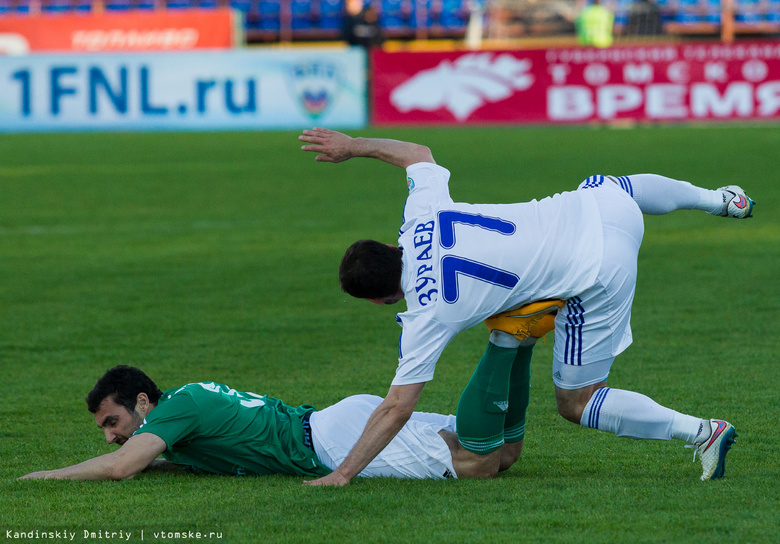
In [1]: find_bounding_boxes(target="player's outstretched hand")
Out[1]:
[19,470,55,480]
[303,471,351,487]
[299,127,354,163]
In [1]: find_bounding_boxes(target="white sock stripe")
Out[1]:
[586,389,597,428]
[588,387,611,429]
[587,388,601,428]
[617,176,634,197]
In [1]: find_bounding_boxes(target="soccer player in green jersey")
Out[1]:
[20,365,496,481]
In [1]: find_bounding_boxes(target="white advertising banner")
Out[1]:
[0,48,367,132]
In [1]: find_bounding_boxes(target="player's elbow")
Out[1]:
[386,400,415,426]
[107,463,139,481]
[408,144,434,166]
[380,395,416,429]
[383,382,425,423]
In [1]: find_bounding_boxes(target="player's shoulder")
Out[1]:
[406,163,451,191]
[406,161,449,176]
[160,382,225,403]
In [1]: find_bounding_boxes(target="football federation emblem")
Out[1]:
[390,53,535,121]
[290,61,342,119]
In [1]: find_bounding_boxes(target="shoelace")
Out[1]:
[684,444,699,462]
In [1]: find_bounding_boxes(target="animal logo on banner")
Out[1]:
[0,33,30,55]
[289,61,342,119]
[390,53,535,121]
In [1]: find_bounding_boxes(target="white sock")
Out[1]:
[615,174,723,215]
[671,414,709,444]
[581,387,684,440]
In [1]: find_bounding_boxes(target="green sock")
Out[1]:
[503,345,533,443]
[456,342,517,454]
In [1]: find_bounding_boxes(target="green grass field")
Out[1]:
[1,125,778,544]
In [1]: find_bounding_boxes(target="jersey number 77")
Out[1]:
[438,211,519,304]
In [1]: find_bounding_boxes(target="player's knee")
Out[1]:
[444,433,501,479]
[556,399,583,423]
[498,441,523,472]
[555,389,587,423]
[555,384,604,424]
[459,455,500,479]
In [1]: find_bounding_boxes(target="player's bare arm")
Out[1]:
[303,382,425,486]
[299,127,434,168]
[19,432,166,481]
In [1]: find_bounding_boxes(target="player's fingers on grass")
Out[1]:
[299,132,326,145]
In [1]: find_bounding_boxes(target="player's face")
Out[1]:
[367,296,400,305]
[367,288,405,306]
[94,396,146,446]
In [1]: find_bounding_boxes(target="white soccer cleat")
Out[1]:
[690,419,737,481]
[710,186,755,218]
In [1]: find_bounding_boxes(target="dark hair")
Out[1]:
[339,240,403,299]
[86,365,163,414]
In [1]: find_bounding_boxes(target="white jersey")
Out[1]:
[392,162,605,385]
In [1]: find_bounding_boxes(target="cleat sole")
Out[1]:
[709,428,737,480]
[746,200,755,218]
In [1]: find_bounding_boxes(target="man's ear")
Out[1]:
[135,392,151,414]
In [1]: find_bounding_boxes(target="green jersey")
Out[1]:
[133,382,330,477]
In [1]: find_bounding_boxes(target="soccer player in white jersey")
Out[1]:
[299,127,753,486]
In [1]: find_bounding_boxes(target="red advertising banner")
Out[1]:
[0,9,237,54]
[372,42,780,125]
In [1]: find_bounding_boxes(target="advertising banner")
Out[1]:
[0,9,238,54]
[0,48,367,132]
[373,42,780,125]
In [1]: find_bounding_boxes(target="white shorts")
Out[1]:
[310,394,458,479]
[552,177,644,390]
